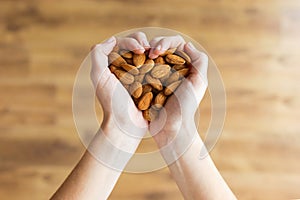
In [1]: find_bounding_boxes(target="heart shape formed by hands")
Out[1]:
[108,46,192,121]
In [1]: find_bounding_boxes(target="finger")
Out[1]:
[128,32,150,50]
[149,35,185,59]
[117,37,145,54]
[90,36,116,87]
[184,42,208,88]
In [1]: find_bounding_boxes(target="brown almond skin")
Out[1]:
[129,82,143,99]
[114,69,134,85]
[159,71,171,84]
[154,56,165,64]
[121,63,139,75]
[165,54,186,65]
[177,68,190,77]
[125,58,134,65]
[135,74,145,83]
[164,80,182,96]
[120,50,133,59]
[165,71,180,85]
[173,64,186,71]
[154,92,167,109]
[142,84,153,95]
[109,64,118,73]
[145,74,163,91]
[175,50,191,63]
[108,52,126,67]
[151,64,171,78]
[133,53,146,68]
[139,59,155,74]
[160,47,177,56]
[138,92,153,110]
[143,107,158,121]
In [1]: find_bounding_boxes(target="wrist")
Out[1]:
[100,116,143,153]
[153,120,197,149]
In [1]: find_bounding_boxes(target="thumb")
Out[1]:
[90,36,116,87]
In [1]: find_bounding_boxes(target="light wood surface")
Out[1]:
[0,0,300,199]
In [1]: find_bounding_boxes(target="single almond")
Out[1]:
[114,69,134,85]
[139,59,155,74]
[133,53,146,68]
[143,107,158,121]
[173,64,186,71]
[142,84,153,95]
[175,50,191,63]
[109,64,118,73]
[154,56,165,64]
[160,47,177,56]
[145,74,163,91]
[165,54,186,65]
[165,71,180,85]
[151,64,171,78]
[164,80,182,96]
[138,92,153,110]
[129,82,143,98]
[108,52,126,67]
[154,92,167,109]
[120,50,133,59]
[121,63,139,75]
[177,68,190,77]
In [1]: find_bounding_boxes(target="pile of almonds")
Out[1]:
[108,46,191,121]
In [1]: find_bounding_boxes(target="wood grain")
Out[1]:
[0,0,300,199]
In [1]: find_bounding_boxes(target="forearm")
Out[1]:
[51,122,142,200]
[154,127,236,200]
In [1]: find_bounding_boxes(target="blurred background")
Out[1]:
[1,0,300,199]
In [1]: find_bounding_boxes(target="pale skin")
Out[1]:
[50,32,237,200]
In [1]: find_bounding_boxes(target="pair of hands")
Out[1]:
[90,32,208,148]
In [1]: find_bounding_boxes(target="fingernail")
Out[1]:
[187,42,196,50]
[104,36,115,43]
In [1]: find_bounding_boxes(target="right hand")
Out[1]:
[148,35,209,148]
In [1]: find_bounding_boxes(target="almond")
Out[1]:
[154,56,165,64]
[160,47,177,56]
[139,59,155,74]
[121,63,139,75]
[120,50,133,59]
[108,52,126,67]
[129,82,143,98]
[154,92,167,109]
[114,69,134,85]
[109,64,118,73]
[143,107,158,121]
[142,84,152,93]
[151,64,171,78]
[173,64,186,71]
[164,80,182,96]
[177,68,190,77]
[133,53,146,68]
[138,92,153,110]
[165,71,180,85]
[175,50,191,63]
[135,74,145,83]
[165,54,186,65]
[159,71,171,84]
[145,74,163,91]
